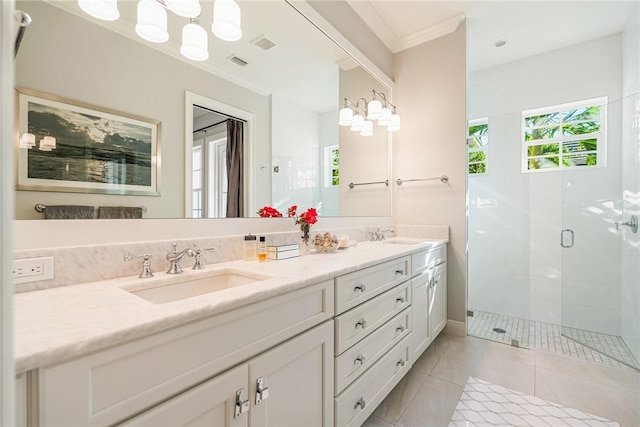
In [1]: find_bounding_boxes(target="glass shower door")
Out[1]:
[560,96,640,370]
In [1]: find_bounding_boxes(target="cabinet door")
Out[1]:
[119,365,249,427]
[248,321,334,427]
[429,263,447,337]
[411,272,431,360]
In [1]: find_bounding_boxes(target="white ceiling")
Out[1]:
[347,1,637,71]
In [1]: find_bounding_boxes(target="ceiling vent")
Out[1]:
[252,35,277,51]
[228,55,249,67]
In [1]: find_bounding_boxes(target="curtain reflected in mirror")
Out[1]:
[226,119,244,218]
[191,107,245,218]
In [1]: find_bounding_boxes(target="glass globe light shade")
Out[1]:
[360,120,374,136]
[388,114,402,132]
[135,0,169,43]
[378,107,392,126]
[338,107,354,126]
[211,0,242,42]
[41,136,56,148]
[350,114,364,132]
[19,133,36,149]
[367,99,382,120]
[181,23,209,61]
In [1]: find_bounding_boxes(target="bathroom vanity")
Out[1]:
[14,239,447,426]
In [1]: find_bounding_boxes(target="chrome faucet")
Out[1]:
[125,253,154,278]
[166,243,196,274]
[192,247,215,270]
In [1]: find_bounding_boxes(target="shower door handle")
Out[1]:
[560,229,574,248]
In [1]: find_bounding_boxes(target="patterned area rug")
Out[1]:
[448,377,620,426]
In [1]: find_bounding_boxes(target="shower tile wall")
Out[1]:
[621,4,640,366]
[468,34,624,337]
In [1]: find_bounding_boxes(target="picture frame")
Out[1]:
[15,87,161,196]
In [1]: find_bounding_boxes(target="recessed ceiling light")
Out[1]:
[494,39,508,48]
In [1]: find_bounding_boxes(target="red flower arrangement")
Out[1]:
[257,205,318,244]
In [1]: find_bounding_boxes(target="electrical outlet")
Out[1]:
[13,257,54,284]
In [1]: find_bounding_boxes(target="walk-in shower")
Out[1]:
[466,5,640,371]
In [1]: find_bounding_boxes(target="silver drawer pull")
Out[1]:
[354,397,366,410]
[234,389,250,418]
[255,377,270,405]
[354,284,366,293]
[395,269,404,275]
[355,319,367,329]
[396,359,406,367]
[396,325,405,333]
[396,297,405,304]
[353,355,365,366]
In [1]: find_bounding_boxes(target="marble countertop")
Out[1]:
[14,239,446,373]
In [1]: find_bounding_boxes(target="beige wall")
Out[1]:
[14,1,271,219]
[393,24,467,323]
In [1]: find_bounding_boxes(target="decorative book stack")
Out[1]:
[267,244,300,260]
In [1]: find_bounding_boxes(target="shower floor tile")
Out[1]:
[467,310,640,369]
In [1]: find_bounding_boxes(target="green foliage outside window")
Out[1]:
[524,103,602,171]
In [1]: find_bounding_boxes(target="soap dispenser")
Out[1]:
[243,233,257,260]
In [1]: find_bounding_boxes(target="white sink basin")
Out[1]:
[122,270,271,304]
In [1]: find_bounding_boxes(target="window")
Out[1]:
[324,145,339,187]
[468,118,488,174]
[522,97,606,172]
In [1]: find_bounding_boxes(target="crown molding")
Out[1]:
[346,0,465,53]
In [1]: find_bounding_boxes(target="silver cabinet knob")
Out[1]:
[396,325,405,333]
[354,284,366,293]
[395,269,404,275]
[354,355,366,366]
[355,319,367,329]
[396,359,406,367]
[396,296,405,304]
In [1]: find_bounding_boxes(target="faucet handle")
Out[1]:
[171,242,178,253]
[125,253,154,279]
[192,247,215,270]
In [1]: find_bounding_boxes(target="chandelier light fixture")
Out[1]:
[339,90,401,136]
[77,0,241,62]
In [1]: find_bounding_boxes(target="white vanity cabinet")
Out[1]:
[411,244,447,360]
[120,321,334,427]
[36,280,334,427]
[333,255,413,426]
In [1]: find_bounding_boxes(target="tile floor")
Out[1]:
[362,332,640,427]
[450,377,620,426]
[467,309,640,369]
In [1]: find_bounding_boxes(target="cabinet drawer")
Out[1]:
[335,256,410,314]
[335,283,410,355]
[412,245,446,276]
[335,335,412,427]
[39,281,333,427]
[335,308,411,394]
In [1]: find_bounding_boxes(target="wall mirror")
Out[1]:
[14,0,392,219]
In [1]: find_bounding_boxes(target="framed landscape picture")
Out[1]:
[15,87,161,196]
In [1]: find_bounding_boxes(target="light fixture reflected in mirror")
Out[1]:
[360,120,373,137]
[40,135,57,149]
[19,132,36,149]
[339,90,401,135]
